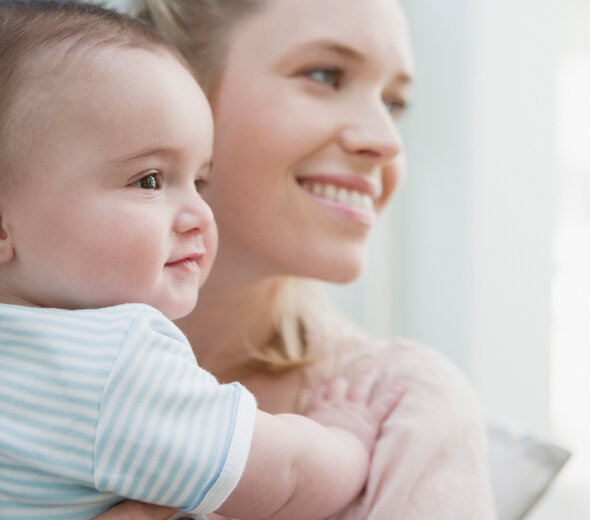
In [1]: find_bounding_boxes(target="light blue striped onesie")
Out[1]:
[0,303,256,519]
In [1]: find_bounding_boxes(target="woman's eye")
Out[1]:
[133,170,162,190]
[305,67,344,88]
[384,99,408,120]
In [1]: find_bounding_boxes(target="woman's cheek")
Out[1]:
[378,160,404,211]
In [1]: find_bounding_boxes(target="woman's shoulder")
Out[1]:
[300,316,495,519]
[304,316,483,416]
[305,313,455,372]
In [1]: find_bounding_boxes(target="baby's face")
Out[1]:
[1,47,216,320]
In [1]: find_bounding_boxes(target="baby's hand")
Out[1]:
[304,369,405,454]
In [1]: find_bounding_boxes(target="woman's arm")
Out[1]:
[323,339,496,520]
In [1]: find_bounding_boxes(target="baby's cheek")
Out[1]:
[199,222,219,287]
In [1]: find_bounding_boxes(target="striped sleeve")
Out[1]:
[93,307,256,514]
[0,304,140,519]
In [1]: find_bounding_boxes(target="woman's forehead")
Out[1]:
[239,0,409,43]
[228,0,413,76]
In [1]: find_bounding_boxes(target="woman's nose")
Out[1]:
[174,189,214,235]
[338,101,402,163]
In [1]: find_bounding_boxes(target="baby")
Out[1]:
[0,2,404,519]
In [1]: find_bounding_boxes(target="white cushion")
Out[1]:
[488,423,571,520]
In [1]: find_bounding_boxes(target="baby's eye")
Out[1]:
[305,67,344,88]
[194,178,209,193]
[133,170,162,190]
[195,162,212,193]
[384,98,408,120]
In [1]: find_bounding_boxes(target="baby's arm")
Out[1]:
[215,371,405,520]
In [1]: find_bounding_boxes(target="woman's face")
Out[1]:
[207,0,414,283]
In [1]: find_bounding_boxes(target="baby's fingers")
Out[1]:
[323,376,350,401]
[368,379,406,422]
[347,367,381,404]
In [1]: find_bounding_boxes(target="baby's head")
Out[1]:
[0,0,217,320]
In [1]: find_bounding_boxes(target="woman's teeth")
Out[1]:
[301,182,375,211]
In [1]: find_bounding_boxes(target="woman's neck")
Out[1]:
[176,274,281,380]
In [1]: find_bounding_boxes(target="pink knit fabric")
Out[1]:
[297,316,496,520]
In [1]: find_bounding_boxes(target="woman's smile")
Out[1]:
[202,0,413,282]
[302,181,375,211]
[297,176,380,226]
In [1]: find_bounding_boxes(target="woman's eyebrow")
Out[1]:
[287,39,413,85]
[289,39,364,62]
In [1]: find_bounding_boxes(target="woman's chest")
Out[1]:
[239,369,305,413]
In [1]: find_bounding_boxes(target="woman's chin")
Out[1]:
[324,269,363,285]
[302,255,366,285]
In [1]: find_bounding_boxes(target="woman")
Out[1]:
[101,0,495,518]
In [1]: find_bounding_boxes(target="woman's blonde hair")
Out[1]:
[246,278,329,372]
[132,0,265,94]
[134,0,346,373]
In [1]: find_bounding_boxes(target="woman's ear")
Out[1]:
[0,216,15,264]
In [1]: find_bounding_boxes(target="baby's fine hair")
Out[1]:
[0,0,189,187]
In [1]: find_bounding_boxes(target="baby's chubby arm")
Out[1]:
[93,371,404,520]
[216,370,406,520]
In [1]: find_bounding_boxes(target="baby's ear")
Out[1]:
[0,216,15,264]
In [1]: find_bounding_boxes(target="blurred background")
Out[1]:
[326,0,590,517]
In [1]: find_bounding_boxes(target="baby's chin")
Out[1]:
[158,298,199,322]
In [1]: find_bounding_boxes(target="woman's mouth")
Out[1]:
[300,181,375,212]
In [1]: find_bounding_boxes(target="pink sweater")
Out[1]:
[297,315,496,520]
